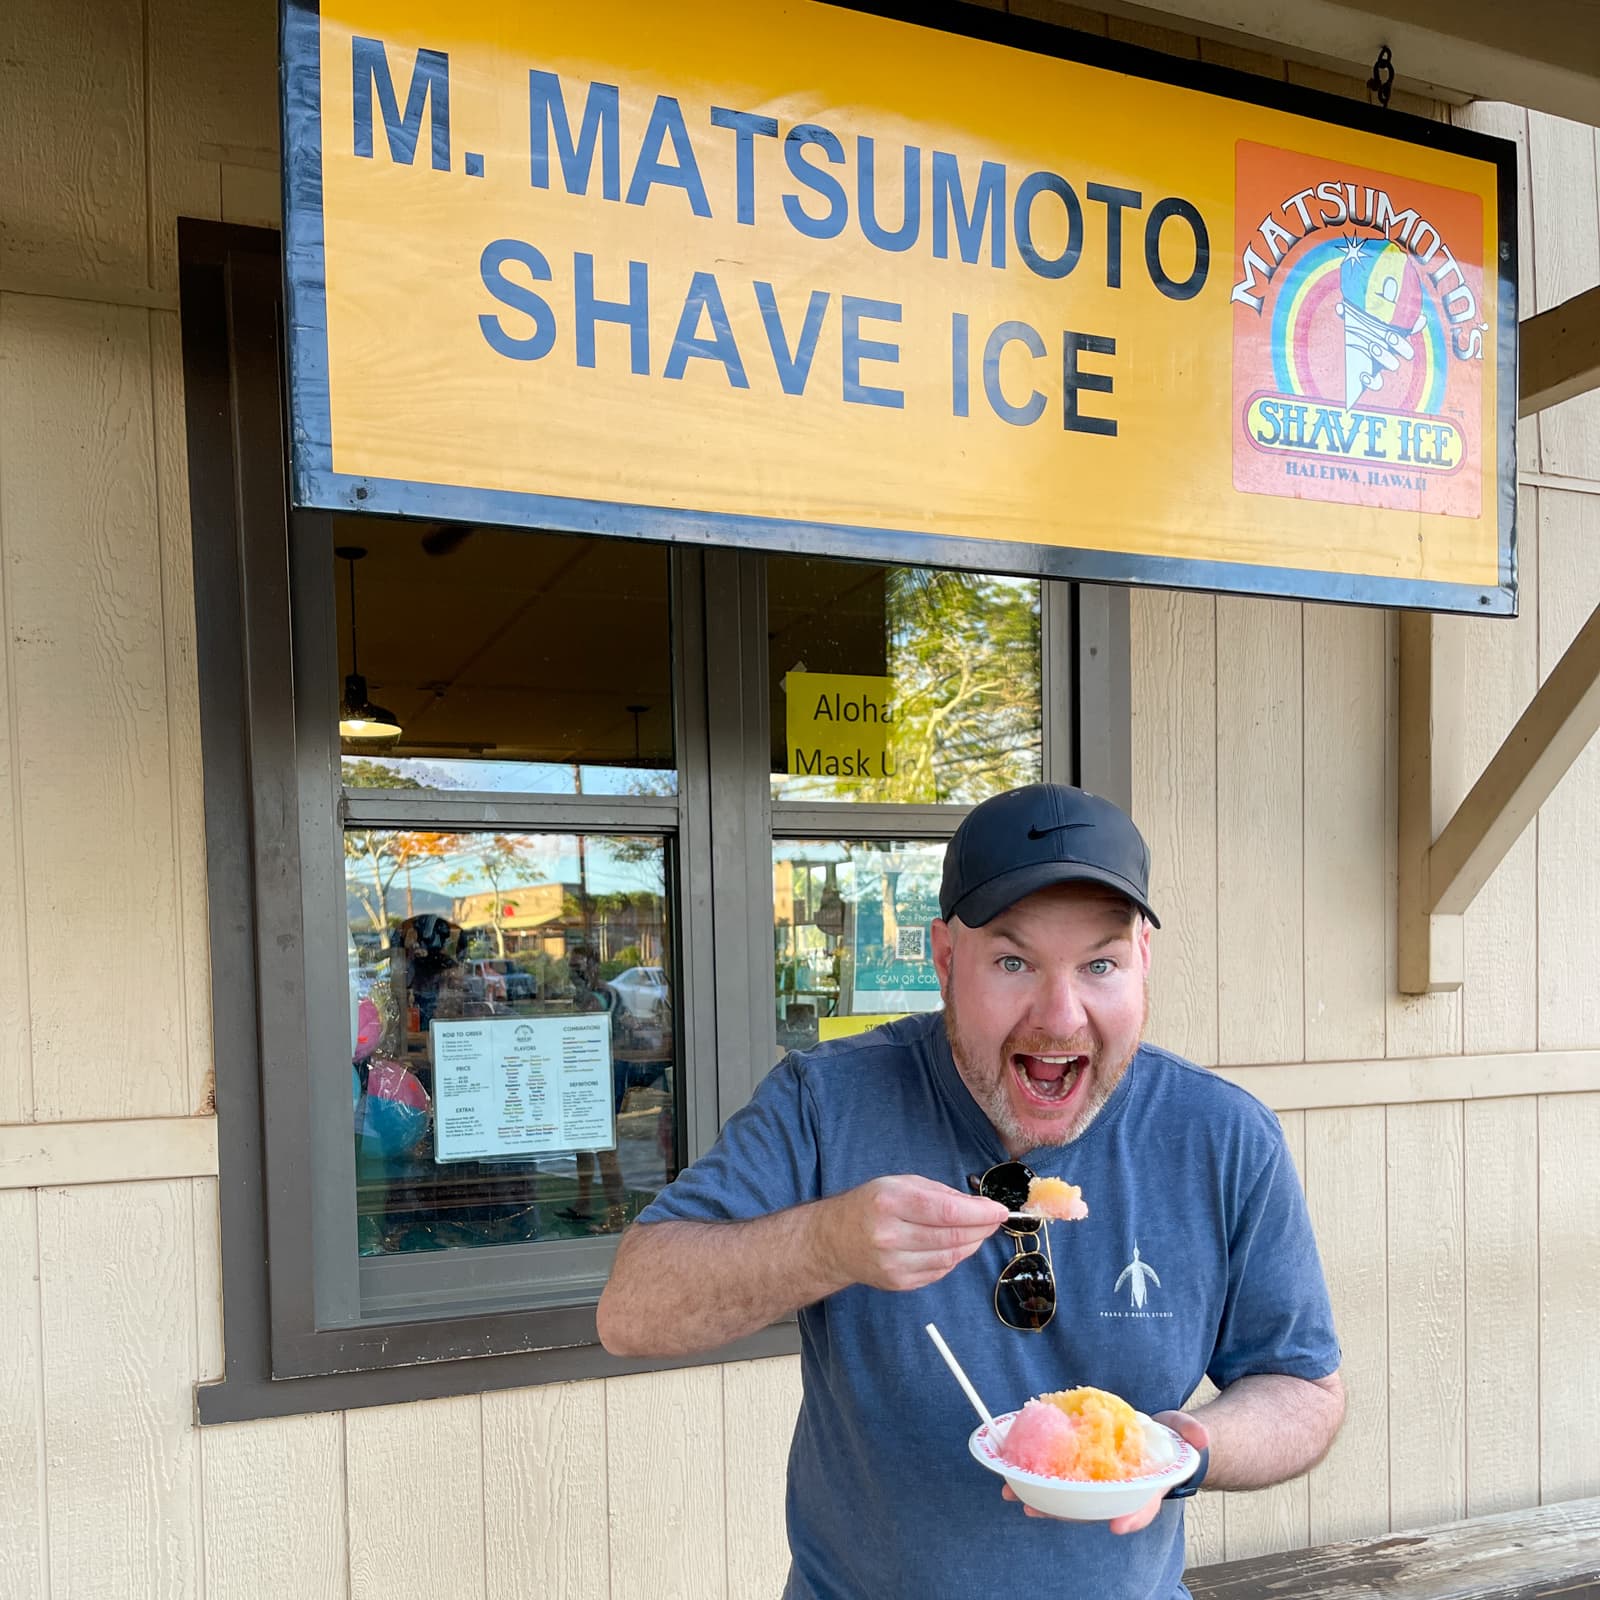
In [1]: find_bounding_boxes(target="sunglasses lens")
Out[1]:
[976,1161,1035,1212]
[996,1251,1056,1332]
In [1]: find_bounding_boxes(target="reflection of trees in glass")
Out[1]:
[342,764,465,933]
[446,834,540,958]
[847,571,1040,804]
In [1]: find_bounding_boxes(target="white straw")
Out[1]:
[924,1322,996,1432]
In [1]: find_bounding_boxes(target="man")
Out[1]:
[598,784,1344,1599]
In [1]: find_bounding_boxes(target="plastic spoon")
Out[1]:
[924,1322,1006,1441]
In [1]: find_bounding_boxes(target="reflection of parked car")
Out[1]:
[464,959,536,1005]
[609,964,670,1018]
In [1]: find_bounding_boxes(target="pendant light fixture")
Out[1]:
[336,545,402,743]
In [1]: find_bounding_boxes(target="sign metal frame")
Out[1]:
[280,0,1519,614]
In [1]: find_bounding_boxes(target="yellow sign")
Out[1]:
[818,1014,905,1043]
[283,0,1517,613]
[784,672,894,781]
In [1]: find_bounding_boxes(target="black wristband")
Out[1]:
[1166,1444,1209,1500]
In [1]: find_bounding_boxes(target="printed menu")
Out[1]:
[430,1014,613,1162]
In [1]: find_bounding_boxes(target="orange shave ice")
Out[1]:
[999,1387,1151,1481]
[1026,1176,1088,1222]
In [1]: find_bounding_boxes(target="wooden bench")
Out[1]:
[1185,1498,1600,1599]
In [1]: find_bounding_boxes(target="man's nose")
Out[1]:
[1031,971,1088,1037]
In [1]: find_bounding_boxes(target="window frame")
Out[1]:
[182,221,1128,1423]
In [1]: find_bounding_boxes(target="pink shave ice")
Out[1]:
[997,1399,1077,1476]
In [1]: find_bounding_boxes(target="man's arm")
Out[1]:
[597,1176,1007,1357]
[1180,1369,1346,1491]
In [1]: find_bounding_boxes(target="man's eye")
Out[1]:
[1086,958,1115,976]
[998,955,1026,974]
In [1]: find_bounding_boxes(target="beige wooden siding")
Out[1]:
[4,1095,1598,1596]
[1,1,1598,1597]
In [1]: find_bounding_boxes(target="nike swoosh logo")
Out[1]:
[1027,822,1094,839]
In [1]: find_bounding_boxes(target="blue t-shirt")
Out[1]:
[637,1012,1340,1600]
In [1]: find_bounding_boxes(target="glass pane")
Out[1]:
[768,559,1041,804]
[333,521,675,796]
[344,828,677,1256]
[773,838,945,1057]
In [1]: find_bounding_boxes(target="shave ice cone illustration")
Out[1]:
[1334,234,1425,409]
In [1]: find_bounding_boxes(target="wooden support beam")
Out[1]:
[1399,600,1600,994]
[1520,283,1600,418]
[1397,614,1466,994]
[1431,599,1600,914]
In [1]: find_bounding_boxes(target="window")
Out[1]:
[182,224,1127,1419]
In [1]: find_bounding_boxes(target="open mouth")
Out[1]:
[1011,1052,1090,1108]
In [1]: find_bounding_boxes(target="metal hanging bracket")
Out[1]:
[1367,44,1395,109]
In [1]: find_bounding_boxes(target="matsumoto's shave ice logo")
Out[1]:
[1231,142,1486,520]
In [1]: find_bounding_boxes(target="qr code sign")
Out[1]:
[895,926,926,961]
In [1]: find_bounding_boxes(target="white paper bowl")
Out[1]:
[968,1410,1200,1522]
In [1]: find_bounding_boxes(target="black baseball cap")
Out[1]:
[939,784,1160,929]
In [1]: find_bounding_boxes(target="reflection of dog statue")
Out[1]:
[394,913,468,1029]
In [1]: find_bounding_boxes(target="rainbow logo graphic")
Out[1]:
[1270,234,1450,417]
[1231,144,1484,518]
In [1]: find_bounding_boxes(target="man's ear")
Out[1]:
[1136,915,1153,976]
[931,918,954,996]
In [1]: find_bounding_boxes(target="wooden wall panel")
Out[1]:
[1451,102,1537,474]
[0,1189,46,1600]
[1305,1107,1389,1542]
[1216,598,1303,1065]
[1131,589,1218,1065]
[1527,114,1600,479]
[1302,605,1386,1062]
[151,307,215,1113]
[147,0,280,292]
[192,1177,224,1385]
[1386,1103,1466,1530]
[0,296,186,1120]
[1536,491,1600,1050]
[1223,1114,1310,1559]
[1539,1092,1600,1505]
[483,1380,610,1600]
[201,1416,347,1600]
[1106,14,1199,56]
[723,1357,803,1600]
[1181,1377,1224,1569]
[1006,1,1108,37]
[605,1368,727,1600]
[1197,37,1286,78]
[346,1397,484,1600]
[38,1180,198,1600]
[1464,1097,1540,1516]
[220,162,283,231]
[1461,487,1539,1056]
[0,496,32,1122]
[0,0,148,295]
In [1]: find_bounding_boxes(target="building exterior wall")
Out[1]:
[0,1,1596,1595]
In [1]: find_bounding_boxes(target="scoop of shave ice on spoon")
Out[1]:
[1022,1176,1089,1222]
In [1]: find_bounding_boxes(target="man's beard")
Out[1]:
[944,981,1146,1151]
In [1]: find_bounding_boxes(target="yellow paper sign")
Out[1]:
[785,672,894,782]
[818,1013,905,1042]
[283,0,1517,613]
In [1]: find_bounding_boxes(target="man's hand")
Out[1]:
[1000,1410,1210,1534]
[819,1175,1008,1292]
[1107,1412,1208,1534]
[598,1177,1007,1357]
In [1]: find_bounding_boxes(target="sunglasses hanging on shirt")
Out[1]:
[969,1161,1056,1333]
